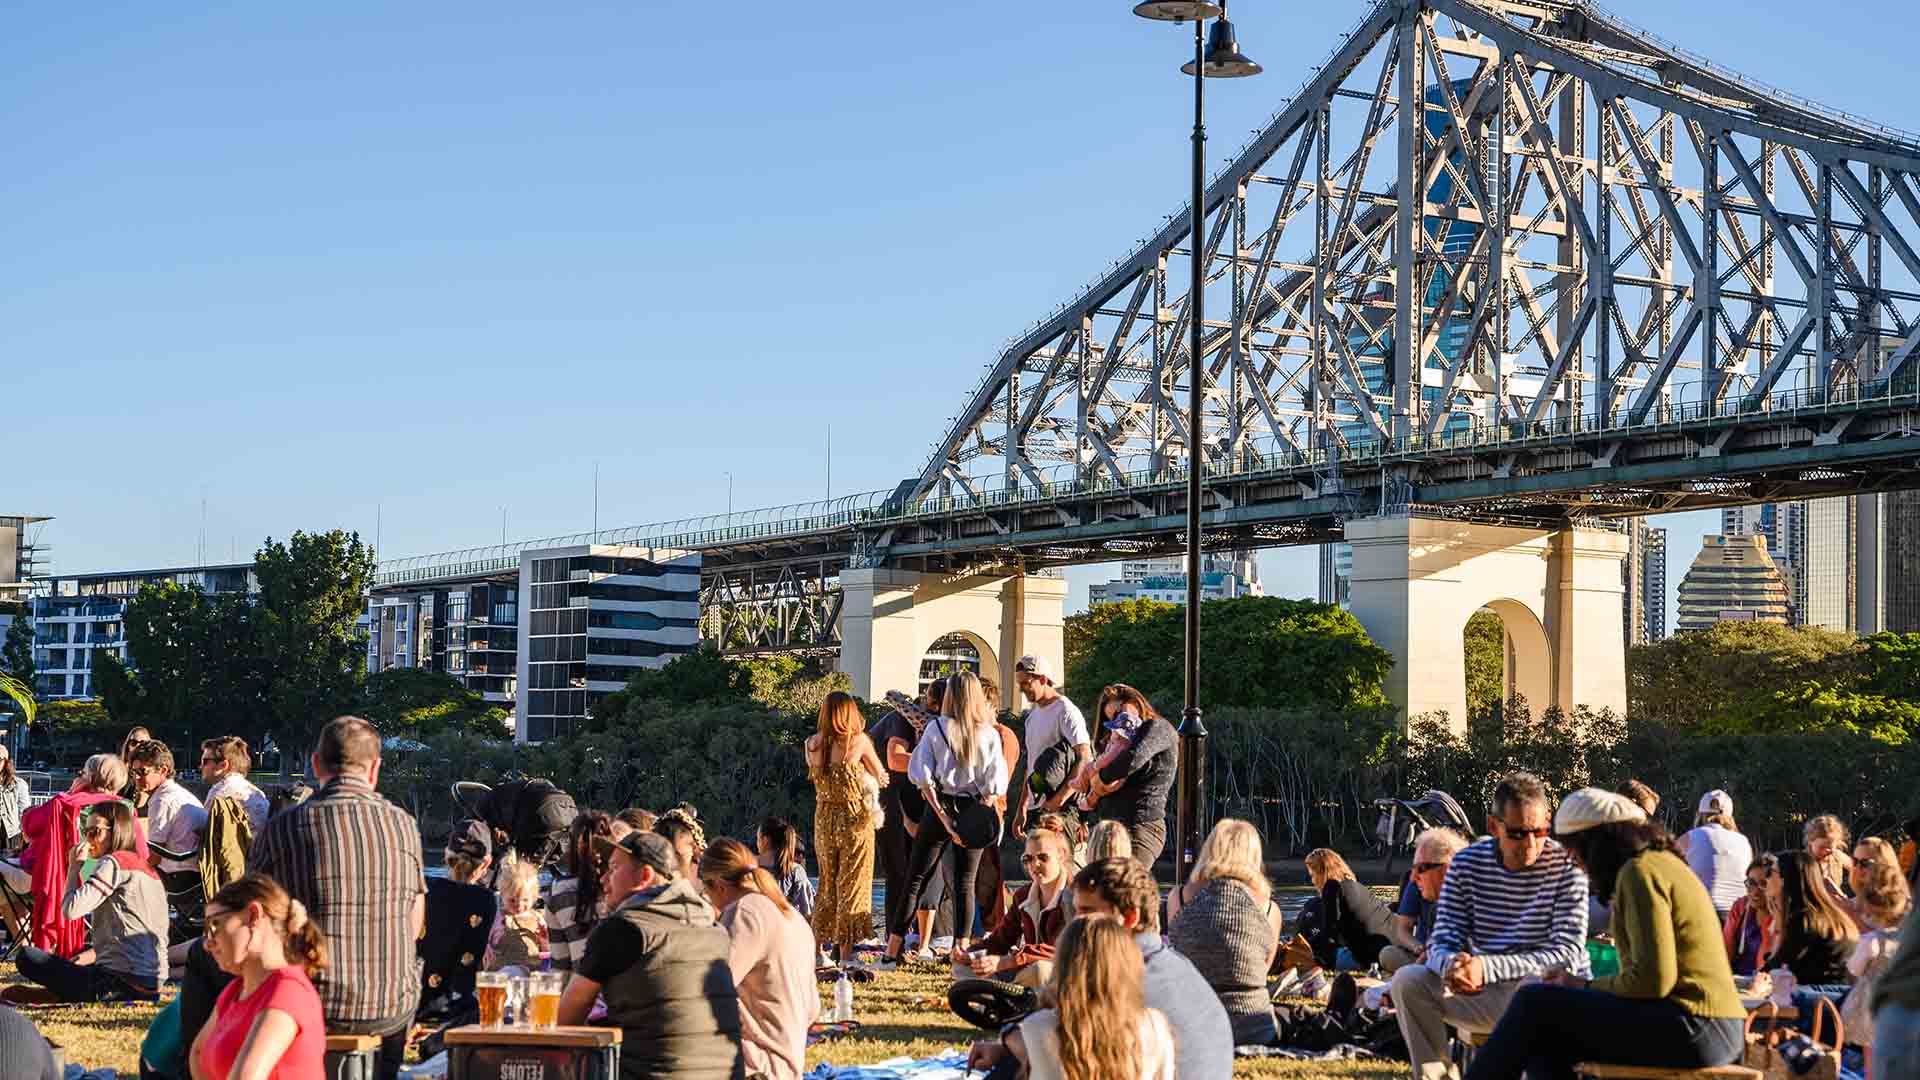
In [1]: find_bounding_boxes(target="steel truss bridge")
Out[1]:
[378,0,1920,656]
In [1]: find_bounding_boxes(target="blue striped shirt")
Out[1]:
[1425,836,1590,981]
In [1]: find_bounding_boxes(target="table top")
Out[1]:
[444,1025,622,1048]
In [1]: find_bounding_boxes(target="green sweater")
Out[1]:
[1591,850,1744,1019]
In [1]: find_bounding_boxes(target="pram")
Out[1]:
[1371,789,1471,874]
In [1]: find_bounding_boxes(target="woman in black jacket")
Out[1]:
[1079,685,1177,874]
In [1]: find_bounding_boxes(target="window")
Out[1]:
[587,611,699,632]
[587,581,692,605]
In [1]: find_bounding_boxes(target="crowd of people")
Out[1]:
[0,675,1914,1080]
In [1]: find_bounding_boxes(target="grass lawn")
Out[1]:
[5,961,1402,1078]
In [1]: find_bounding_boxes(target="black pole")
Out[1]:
[1175,13,1210,888]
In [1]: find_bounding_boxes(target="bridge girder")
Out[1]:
[905,0,1920,509]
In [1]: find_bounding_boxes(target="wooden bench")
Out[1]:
[323,1034,381,1080]
[1573,1065,1761,1080]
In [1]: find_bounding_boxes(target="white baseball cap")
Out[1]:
[1698,789,1733,816]
[1014,655,1054,683]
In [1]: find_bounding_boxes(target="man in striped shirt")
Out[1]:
[251,716,426,1080]
[1389,772,1589,1080]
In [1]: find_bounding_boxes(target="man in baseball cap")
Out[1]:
[562,830,745,1072]
[1011,655,1090,840]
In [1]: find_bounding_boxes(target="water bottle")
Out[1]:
[833,972,854,1022]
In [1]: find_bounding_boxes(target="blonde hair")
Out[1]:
[1806,814,1850,847]
[1051,916,1147,1080]
[81,753,128,796]
[1857,858,1912,929]
[498,856,540,904]
[1305,848,1358,884]
[1086,820,1133,863]
[698,838,792,916]
[940,671,995,770]
[1193,818,1272,906]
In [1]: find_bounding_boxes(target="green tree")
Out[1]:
[1063,598,1177,675]
[2,608,35,698]
[254,530,377,777]
[358,668,512,740]
[1628,620,1860,731]
[1063,596,1394,715]
[1463,610,1505,718]
[98,583,265,751]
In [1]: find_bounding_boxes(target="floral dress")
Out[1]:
[809,758,876,953]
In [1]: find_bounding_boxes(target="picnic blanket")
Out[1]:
[804,1049,970,1079]
[1234,1043,1379,1061]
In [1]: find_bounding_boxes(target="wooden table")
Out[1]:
[443,1025,621,1080]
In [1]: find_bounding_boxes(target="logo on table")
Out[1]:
[499,1060,547,1080]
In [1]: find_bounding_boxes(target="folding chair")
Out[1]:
[150,841,206,943]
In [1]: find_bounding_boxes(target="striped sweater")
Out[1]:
[1424,836,1591,981]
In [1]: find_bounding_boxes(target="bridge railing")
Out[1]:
[377,371,1919,580]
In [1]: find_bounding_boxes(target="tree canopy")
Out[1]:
[1063,595,1394,716]
[357,668,511,740]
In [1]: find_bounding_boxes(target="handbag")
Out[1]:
[1744,997,1843,1080]
[929,717,1004,849]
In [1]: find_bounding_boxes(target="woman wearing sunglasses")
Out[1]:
[191,873,328,1080]
[8,801,167,1005]
[1721,855,1777,976]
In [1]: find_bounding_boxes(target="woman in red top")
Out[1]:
[190,873,329,1080]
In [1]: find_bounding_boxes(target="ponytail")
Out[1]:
[698,838,793,916]
[282,897,330,977]
[208,873,331,977]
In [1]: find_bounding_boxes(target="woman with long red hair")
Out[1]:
[805,691,884,965]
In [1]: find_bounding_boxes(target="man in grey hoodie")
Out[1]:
[559,831,746,1080]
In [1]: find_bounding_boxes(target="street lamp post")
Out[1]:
[1133,0,1259,886]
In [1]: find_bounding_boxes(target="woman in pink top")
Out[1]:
[191,873,329,1080]
[699,839,821,1080]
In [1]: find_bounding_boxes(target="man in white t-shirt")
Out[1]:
[199,735,271,835]
[1011,654,1090,839]
[125,740,208,874]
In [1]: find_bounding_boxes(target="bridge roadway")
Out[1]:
[374,375,1920,653]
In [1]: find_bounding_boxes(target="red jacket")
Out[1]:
[21,791,150,956]
[978,879,1075,962]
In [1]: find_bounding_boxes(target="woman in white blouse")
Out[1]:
[879,671,1009,966]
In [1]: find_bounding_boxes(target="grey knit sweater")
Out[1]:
[1166,878,1278,1046]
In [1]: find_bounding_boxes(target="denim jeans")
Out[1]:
[1464,983,1744,1080]
[16,946,158,1003]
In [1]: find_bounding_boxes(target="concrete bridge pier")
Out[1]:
[1346,517,1628,729]
[838,569,1069,703]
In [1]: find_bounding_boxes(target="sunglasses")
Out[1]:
[1021,852,1054,865]
[1500,826,1552,840]
[1413,861,1447,874]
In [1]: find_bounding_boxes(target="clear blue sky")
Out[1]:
[6,0,1913,622]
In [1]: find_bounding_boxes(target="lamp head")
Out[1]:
[1133,1,1223,21]
[1180,16,1262,77]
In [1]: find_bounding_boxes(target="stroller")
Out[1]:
[1372,790,1471,874]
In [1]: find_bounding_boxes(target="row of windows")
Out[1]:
[588,636,682,659]
[530,636,588,663]
[525,661,586,689]
[524,689,589,720]
[590,581,695,605]
[532,557,584,584]
[587,555,685,578]
[530,610,589,636]
[588,611,698,632]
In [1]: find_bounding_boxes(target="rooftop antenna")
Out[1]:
[376,502,383,560]
[827,425,832,499]
[199,489,207,567]
[593,461,600,537]
[501,507,508,547]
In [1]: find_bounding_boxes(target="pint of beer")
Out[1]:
[476,971,508,1027]
[527,971,563,1028]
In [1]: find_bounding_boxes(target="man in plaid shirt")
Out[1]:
[251,716,426,1080]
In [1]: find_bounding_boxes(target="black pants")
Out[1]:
[891,821,985,948]
[17,947,158,1003]
[1464,983,1744,1080]
[878,804,915,937]
[329,1012,413,1080]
